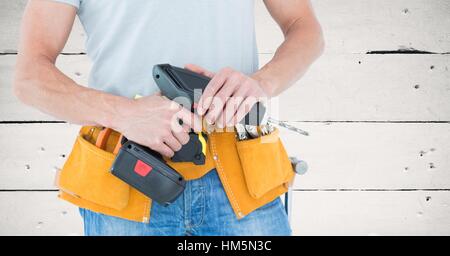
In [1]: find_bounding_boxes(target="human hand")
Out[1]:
[112,92,202,157]
[185,64,269,128]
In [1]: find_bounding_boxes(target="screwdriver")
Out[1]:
[268,117,309,136]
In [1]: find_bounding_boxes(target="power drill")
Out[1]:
[111,64,266,206]
[153,64,210,165]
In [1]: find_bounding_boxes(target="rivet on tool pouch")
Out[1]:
[110,64,266,206]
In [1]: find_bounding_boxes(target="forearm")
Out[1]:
[14,54,130,128]
[253,17,324,97]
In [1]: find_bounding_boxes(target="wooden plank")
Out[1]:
[2,54,449,122]
[0,123,449,189]
[263,53,450,121]
[255,0,450,54]
[0,192,83,235]
[2,0,449,54]
[0,124,79,190]
[0,0,86,54]
[1,191,448,235]
[291,191,450,235]
[283,122,450,189]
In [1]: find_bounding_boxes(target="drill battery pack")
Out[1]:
[111,139,186,206]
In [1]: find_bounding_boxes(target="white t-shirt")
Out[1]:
[53,0,258,98]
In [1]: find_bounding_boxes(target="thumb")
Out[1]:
[185,63,215,78]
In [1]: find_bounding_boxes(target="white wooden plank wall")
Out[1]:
[0,0,449,235]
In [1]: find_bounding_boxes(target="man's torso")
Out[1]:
[67,0,258,97]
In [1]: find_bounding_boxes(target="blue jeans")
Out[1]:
[79,169,291,236]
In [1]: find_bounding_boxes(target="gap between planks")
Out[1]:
[2,49,450,56]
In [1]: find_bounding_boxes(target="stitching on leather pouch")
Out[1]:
[142,199,150,223]
[210,134,243,215]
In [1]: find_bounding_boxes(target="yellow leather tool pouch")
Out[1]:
[235,129,293,199]
[57,127,130,211]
